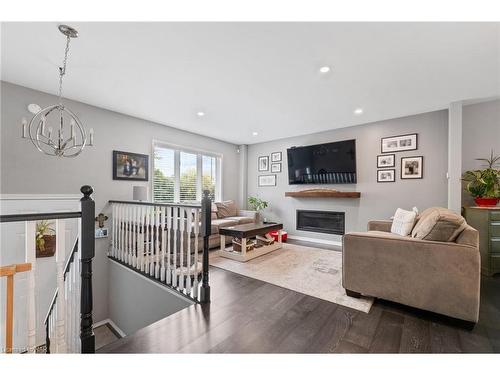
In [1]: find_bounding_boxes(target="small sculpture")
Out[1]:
[95,213,108,228]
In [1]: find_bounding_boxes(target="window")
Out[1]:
[153,142,221,203]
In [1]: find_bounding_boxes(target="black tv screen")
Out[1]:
[287,140,357,184]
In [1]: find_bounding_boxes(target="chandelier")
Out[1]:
[21,25,93,157]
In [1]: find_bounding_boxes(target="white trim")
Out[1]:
[108,257,196,305]
[0,194,80,201]
[94,318,126,338]
[153,139,223,159]
[287,234,342,248]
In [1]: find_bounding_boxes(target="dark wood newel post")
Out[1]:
[80,185,95,353]
[200,190,211,303]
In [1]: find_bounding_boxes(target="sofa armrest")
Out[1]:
[367,220,392,232]
[238,210,257,221]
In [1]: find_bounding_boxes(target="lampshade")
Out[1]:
[133,186,148,201]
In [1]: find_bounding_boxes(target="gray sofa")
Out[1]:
[342,217,481,323]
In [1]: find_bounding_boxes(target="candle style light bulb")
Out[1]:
[47,126,53,142]
[21,117,27,138]
[70,119,75,139]
[89,128,94,146]
[40,115,46,135]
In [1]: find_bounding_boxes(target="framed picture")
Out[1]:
[113,150,149,181]
[271,163,282,173]
[258,156,269,171]
[377,154,395,168]
[381,133,418,153]
[271,151,282,162]
[377,169,396,183]
[401,156,423,179]
[258,174,276,187]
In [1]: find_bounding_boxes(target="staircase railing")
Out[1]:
[108,190,212,303]
[0,185,95,354]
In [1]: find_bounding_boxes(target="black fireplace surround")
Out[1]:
[296,210,345,235]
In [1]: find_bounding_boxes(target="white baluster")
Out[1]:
[166,206,172,285]
[155,207,160,279]
[55,220,67,353]
[186,208,193,295]
[193,208,200,299]
[25,221,36,353]
[160,207,166,282]
[172,207,178,287]
[138,206,145,272]
[132,205,137,268]
[111,204,116,257]
[118,204,123,261]
[145,206,151,274]
[149,206,155,277]
[179,207,186,290]
[129,205,133,265]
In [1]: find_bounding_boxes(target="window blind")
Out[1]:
[153,148,175,203]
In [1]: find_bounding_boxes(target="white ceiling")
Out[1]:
[2,22,499,145]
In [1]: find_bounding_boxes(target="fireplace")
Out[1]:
[296,210,345,235]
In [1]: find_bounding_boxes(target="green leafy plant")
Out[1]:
[248,196,268,211]
[36,220,55,251]
[462,151,500,198]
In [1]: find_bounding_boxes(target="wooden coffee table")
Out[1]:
[218,222,283,262]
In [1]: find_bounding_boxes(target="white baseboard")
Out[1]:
[94,318,126,338]
[287,235,342,248]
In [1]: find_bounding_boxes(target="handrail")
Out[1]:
[44,289,58,325]
[0,211,82,223]
[63,238,79,280]
[109,200,201,208]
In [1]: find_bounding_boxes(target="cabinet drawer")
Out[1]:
[491,238,500,253]
[491,223,500,237]
[490,211,500,221]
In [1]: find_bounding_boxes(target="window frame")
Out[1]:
[151,140,223,203]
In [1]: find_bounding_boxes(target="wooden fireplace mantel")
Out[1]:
[284,189,361,198]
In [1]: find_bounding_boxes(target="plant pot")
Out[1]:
[36,235,56,258]
[474,197,499,207]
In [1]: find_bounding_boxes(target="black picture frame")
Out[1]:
[381,133,418,153]
[401,156,424,179]
[271,163,282,173]
[271,151,282,162]
[377,169,396,183]
[258,156,269,171]
[377,154,395,168]
[113,150,149,181]
[258,174,277,187]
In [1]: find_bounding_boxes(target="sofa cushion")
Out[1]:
[411,207,467,242]
[215,200,238,218]
[226,216,254,225]
[211,202,218,220]
[390,207,418,236]
[211,218,239,235]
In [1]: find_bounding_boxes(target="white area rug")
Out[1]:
[210,243,373,313]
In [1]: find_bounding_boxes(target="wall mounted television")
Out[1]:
[287,139,357,184]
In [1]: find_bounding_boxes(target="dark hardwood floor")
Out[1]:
[99,263,500,353]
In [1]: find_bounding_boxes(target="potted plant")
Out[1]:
[248,196,269,223]
[36,220,56,257]
[462,151,500,207]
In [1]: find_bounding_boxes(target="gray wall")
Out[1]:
[247,110,449,243]
[0,81,240,322]
[108,260,192,336]
[462,99,500,206]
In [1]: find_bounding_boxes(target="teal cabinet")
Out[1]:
[464,207,500,276]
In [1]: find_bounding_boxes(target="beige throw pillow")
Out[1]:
[215,200,238,218]
[390,207,418,236]
[211,203,218,220]
[411,207,467,242]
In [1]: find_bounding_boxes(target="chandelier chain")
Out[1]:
[58,35,71,105]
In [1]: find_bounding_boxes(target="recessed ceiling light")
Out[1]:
[252,132,258,136]
[196,111,205,117]
[354,108,364,115]
[319,66,331,73]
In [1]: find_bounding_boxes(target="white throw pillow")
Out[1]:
[390,207,418,236]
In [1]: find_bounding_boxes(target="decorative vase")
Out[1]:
[36,235,56,258]
[474,197,500,207]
